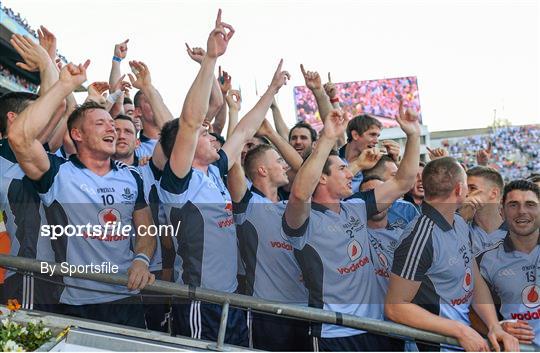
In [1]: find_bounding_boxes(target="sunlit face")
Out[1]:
[194,127,219,164]
[71,108,116,157]
[262,149,289,187]
[467,175,500,205]
[113,119,137,160]
[360,178,387,221]
[289,127,314,157]
[321,155,354,199]
[503,190,539,237]
[355,125,381,151]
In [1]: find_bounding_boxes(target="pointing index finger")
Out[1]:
[328,72,332,82]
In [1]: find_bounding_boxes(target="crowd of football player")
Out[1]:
[0,10,539,352]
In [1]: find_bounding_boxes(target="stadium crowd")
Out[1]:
[0,8,538,352]
[0,63,38,92]
[0,1,37,37]
[447,125,540,182]
[294,76,421,130]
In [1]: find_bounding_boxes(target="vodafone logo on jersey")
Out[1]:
[522,285,540,308]
[98,208,121,226]
[378,253,389,269]
[347,240,362,261]
[462,267,472,292]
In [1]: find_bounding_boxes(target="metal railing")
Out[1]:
[0,255,535,352]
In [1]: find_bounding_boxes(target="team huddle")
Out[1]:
[1,9,539,352]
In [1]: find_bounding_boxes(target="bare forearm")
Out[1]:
[266,129,303,171]
[180,56,217,127]
[206,76,224,123]
[386,303,465,339]
[38,59,59,95]
[141,85,173,128]
[271,105,289,140]
[10,81,72,146]
[312,88,332,123]
[109,61,122,90]
[291,135,334,201]
[234,88,274,140]
[395,134,420,190]
[212,93,227,135]
[226,109,239,139]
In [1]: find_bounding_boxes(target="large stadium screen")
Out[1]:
[293,76,422,131]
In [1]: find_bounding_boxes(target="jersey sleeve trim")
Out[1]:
[160,161,193,195]
[30,154,66,194]
[232,189,253,216]
[130,168,148,210]
[282,213,309,238]
[347,189,377,218]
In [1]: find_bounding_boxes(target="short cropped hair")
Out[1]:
[362,155,396,180]
[159,118,179,159]
[243,144,276,180]
[67,101,107,145]
[422,157,465,199]
[360,175,384,190]
[133,90,144,107]
[346,115,382,142]
[288,122,317,143]
[502,179,540,205]
[466,166,504,192]
[114,114,136,130]
[123,97,133,105]
[0,92,39,135]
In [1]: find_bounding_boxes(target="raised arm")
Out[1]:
[8,61,90,180]
[169,9,234,178]
[222,59,289,169]
[285,110,348,229]
[128,60,173,128]
[11,33,63,144]
[225,89,241,139]
[373,102,420,211]
[257,119,302,172]
[270,96,290,140]
[185,44,224,130]
[300,64,333,124]
[109,39,129,91]
[211,67,231,134]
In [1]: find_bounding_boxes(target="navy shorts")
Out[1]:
[249,310,312,351]
[316,332,405,352]
[60,296,145,329]
[172,300,248,347]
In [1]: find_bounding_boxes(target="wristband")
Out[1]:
[330,97,340,104]
[106,90,123,104]
[133,253,150,267]
[112,56,122,63]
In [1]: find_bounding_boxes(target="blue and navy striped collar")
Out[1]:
[69,154,118,171]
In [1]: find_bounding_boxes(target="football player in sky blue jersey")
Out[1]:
[386,157,518,351]
[461,166,507,255]
[228,120,309,351]
[477,180,540,347]
[8,60,156,328]
[155,10,291,345]
[282,104,421,351]
[1,32,72,310]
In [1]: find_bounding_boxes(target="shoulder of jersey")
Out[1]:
[114,160,141,174]
[476,239,504,258]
